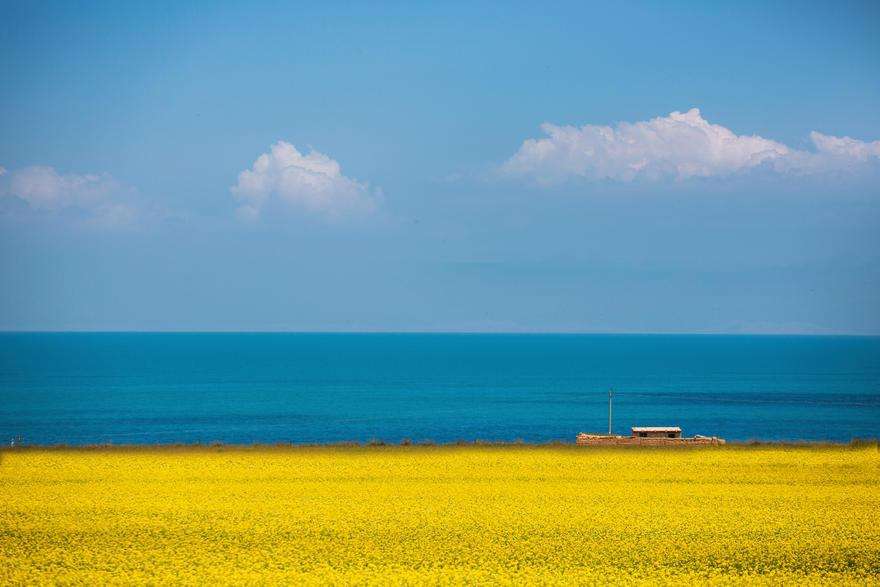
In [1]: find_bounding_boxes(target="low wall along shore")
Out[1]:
[576,433,726,446]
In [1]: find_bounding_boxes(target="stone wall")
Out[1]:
[576,434,725,446]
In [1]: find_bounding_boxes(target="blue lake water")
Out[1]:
[0,333,878,445]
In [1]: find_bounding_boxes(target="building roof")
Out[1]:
[631,426,681,432]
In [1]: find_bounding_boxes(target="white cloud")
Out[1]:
[809,131,880,162]
[231,141,379,221]
[0,165,136,226]
[501,108,880,184]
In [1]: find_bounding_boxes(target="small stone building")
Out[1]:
[631,426,681,439]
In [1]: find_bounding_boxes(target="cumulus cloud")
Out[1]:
[231,141,379,221]
[501,108,880,184]
[0,165,136,226]
[809,131,880,161]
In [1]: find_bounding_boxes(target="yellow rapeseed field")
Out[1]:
[1,445,878,585]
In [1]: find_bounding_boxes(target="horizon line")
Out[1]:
[0,329,877,337]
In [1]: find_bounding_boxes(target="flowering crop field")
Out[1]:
[1,445,878,584]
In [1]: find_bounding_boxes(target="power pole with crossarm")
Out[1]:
[608,388,614,435]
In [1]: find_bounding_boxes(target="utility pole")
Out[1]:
[608,388,614,435]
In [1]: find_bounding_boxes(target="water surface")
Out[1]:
[1,333,878,445]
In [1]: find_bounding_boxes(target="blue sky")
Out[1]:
[1,1,879,333]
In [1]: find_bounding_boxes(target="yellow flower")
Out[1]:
[1,445,878,584]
